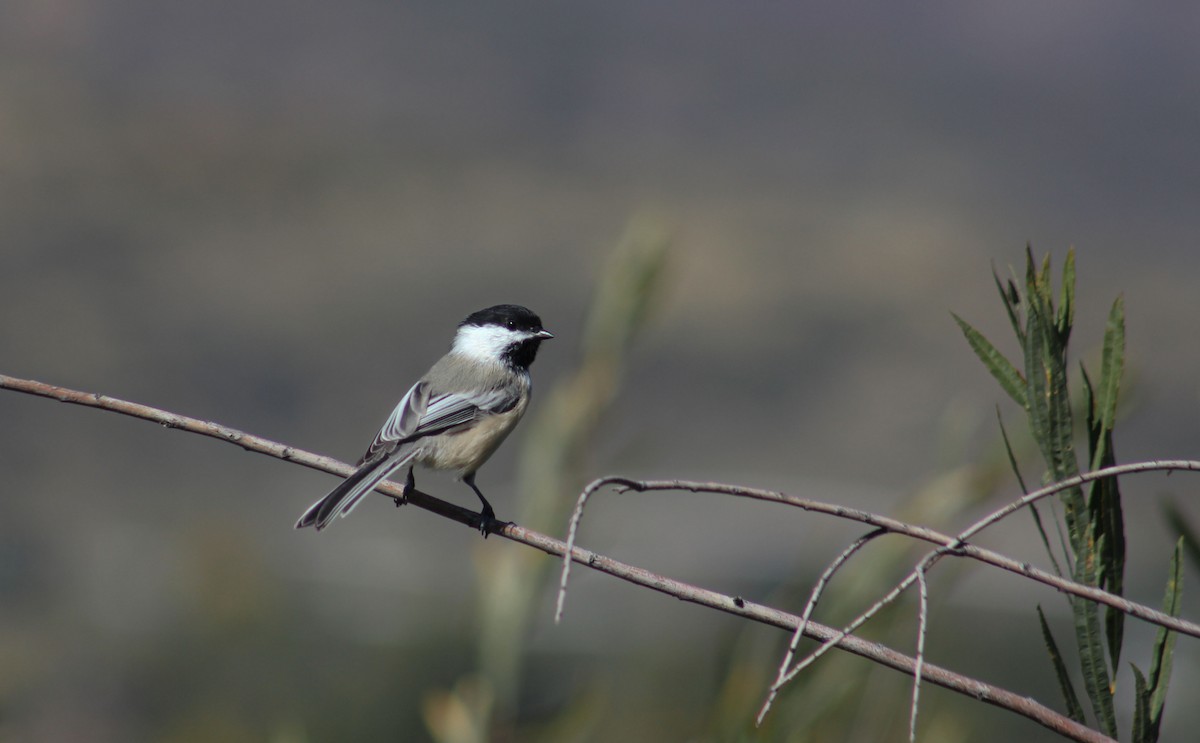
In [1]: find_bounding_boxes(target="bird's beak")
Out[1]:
[535,329,555,340]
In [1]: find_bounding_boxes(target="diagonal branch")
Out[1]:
[0,373,1118,743]
[771,459,1200,701]
[509,520,1113,743]
[557,476,1200,639]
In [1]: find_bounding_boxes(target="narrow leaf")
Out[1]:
[996,407,1029,494]
[1023,298,1054,468]
[1035,249,1054,312]
[1145,538,1184,741]
[1081,308,1129,677]
[1057,247,1076,344]
[1037,606,1086,725]
[1101,509,1126,673]
[1025,245,1040,310]
[999,408,1064,576]
[1022,271,1115,734]
[953,313,1029,409]
[1083,364,1127,672]
[1092,294,1126,463]
[1093,434,1126,674]
[1130,664,1150,743]
[1023,292,1083,539]
[993,264,1025,345]
[1072,594,1117,736]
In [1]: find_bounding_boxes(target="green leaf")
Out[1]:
[1082,364,1127,674]
[1022,288,1083,539]
[998,408,1064,576]
[1056,247,1076,344]
[1038,606,1086,725]
[1100,512,1126,673]
[953,313,1029,409]
[1032,248,1055,318]
[979,248,1131,739]
[1131,664,1150,743]
[1022,298,1055,473]
[1071,594,1117,736]
[1092,438,1125,672]
[1145,538,1184,741]
[1091,295,1126,467]
[1020,254,1113,735]
[992,264,1025,346]
[1099,517,1125,672]
[1081,297,1129,679]
[996,407,1029,494]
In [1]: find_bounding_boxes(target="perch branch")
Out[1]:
[0,373,1121,743]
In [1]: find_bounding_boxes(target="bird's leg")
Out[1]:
[395,466,415,508]
[463,472,504,536]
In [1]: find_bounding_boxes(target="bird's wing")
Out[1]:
[357,380,430,463]
[359,382,519,464]
[297,379,524,530]
[295,384,522,529]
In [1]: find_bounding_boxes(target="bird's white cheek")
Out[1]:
[452,325,519,363]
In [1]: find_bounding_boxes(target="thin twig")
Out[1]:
[554,476,625,623]
[755,528,886,725]
[910,567,929,743]
[562,475,1200,639]
[509,521,1115,743]
[776,555,920,688]
[773,460,1200,695]
[554,472,1197,731]
[0,373,1126,743]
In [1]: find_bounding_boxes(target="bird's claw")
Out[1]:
[476,508,510,538]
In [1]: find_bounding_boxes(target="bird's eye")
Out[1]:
[506,320,516,329]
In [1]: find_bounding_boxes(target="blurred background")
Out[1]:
[2,1,1198,741]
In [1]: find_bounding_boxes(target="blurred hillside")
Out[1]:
[1,2,1198,741]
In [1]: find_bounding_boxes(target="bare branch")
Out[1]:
[554,475,614,623]
[755,528,886,725]
[563,476,1200,639]
[512,521,1115,743]
[767,461,1200,709]
[910,567,929,743]
[0,374,489,528]
[554,472,1197,739]
[0,373,1129,743]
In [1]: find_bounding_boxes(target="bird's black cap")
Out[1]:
[460,304,552,368]
[461,304,548,335]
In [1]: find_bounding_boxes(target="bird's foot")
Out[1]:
[475,506,509,538]
[395,470,415,508]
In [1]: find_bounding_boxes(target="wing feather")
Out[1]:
[359,383,520,463]
[297,379,526,531]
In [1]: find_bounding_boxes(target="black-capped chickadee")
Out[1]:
[295,304,553,533]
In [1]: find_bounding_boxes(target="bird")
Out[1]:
[295,304,553,534]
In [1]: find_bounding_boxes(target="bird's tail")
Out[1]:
[294,451,416,530]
